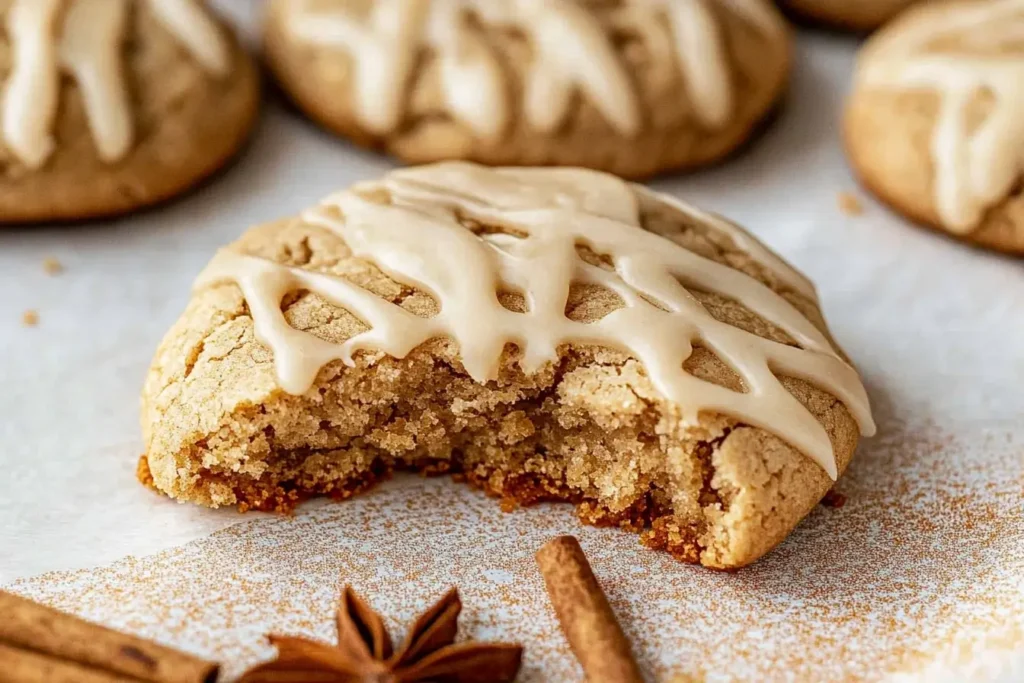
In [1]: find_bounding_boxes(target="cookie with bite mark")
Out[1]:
[139,162,875,569]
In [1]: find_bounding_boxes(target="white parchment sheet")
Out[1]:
[1,6,1022,682]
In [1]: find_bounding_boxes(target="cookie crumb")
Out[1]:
[22,310,39,327]
[136,456,157,490]
[821,490,847,508]
[837,192,864,216]
[42,257,63,275]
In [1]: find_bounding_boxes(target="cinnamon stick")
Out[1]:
[0,642,137,683]
[0,591,218,683]
[536,536,644,683]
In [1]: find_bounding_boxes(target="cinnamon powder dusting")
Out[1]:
[5,420,1022,682]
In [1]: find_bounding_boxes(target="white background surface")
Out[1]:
[1,5,1022,681]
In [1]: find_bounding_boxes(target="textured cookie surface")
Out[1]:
[263,0,791,178]
[777,0,919,30]
[0,0,260,222]
[140,162,874,569]
[845,0,1024,254]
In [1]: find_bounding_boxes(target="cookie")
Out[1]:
[845,0,1024,254]
[0,0,260,222]
[263,0,792,179]
[777,0,919,31]
[139,162,875,569]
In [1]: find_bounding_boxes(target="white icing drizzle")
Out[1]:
[517,0,639,136]
[1,0,232,168]
[639,187,818,300]
[288,0,425,135]
[3,0,62,169]
[858,0,1024,233]
[148,0,231,76]
[424,0,507,140]
[662,0,733,129]
[287,0,785,138]
[195,162,875,479]
[58,0,133,163]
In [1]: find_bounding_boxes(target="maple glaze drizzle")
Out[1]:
[196,163,874,479]
[285,0,786,137]
[857,0,1024,233]
[2,0,231,168]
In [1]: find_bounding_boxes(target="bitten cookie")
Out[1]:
[263,0,792,179]
[0,0,260,222]
[139,161,875,569]
[845,0,1024,254]
[777,0,919,31]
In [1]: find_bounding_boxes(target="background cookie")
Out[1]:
[845,0,1024,255]
[140,162,874,569]
[264,0,792,179]
[777,0,920,31]
[0,0,260,222]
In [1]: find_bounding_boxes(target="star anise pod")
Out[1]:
[237,585,523,682]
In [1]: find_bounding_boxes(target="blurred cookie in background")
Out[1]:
[0,0,260,223]
[264,0,792,179]
[845,0,1024,254]
[777,0,920,31]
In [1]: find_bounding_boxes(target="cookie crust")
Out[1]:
[778,0,919,31]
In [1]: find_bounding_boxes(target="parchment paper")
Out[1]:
[1,6,1021,681]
